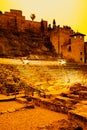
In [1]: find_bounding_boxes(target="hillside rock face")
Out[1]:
[0,29,56,58]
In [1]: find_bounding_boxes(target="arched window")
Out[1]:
[69,39,71,44]
[68,46,71,52]
[80,58,82,61]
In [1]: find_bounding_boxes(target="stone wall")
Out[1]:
[50,27,74,54]
[0,10,25,31]
[24,20,47,33]
[50,26,85,63]
[5,9,22,16]
[68,110,87,130]
[0,9,47,33]
[84,42,87,62]
[62,35,85,63]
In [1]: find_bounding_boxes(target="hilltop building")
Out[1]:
[50,27,86,63]
[84,42,87,63]
[0,9,87,63]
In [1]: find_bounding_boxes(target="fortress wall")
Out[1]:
[0,10,25,31]
[25,20,41,32]
[50,29,59,53]
[50,27,74,54]
[24,20,47,33]
[0,9,48,33]
[5,9,22,17]
[0,14,11,29]
[16,16,26,32]
[5,10,26,32]
[42,20,48,31]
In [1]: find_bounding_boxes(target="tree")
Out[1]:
[53,19,56,29]
[30,14,36,21]
[48,24,51,31]
[40,19,44,33]
[0,11,2,14]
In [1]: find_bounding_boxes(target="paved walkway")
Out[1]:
[0,58,66,66]
[0,104,68,130]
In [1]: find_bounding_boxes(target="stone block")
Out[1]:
[68,104,87,130]
[16,97,27,104]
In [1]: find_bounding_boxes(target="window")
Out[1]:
[68,46,71,52]
[80,36,83,38]
[80,58,82,61]
[69,39,71,44]
[80,52,82,55]
[74,36,76,39]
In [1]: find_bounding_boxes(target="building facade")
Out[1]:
[84,42,87,63]
[50,26,86,63]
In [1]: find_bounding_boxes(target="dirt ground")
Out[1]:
[0,101,68,130]
[0,58,86,130]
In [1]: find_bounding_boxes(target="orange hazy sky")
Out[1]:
[1,0,87,41]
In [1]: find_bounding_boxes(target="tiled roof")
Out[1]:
[70,32,86,37]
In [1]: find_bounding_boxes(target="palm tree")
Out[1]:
[30,14,36,21]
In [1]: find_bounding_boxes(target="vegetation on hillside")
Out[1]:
[0,29,56,58]
[0,64,27,96]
